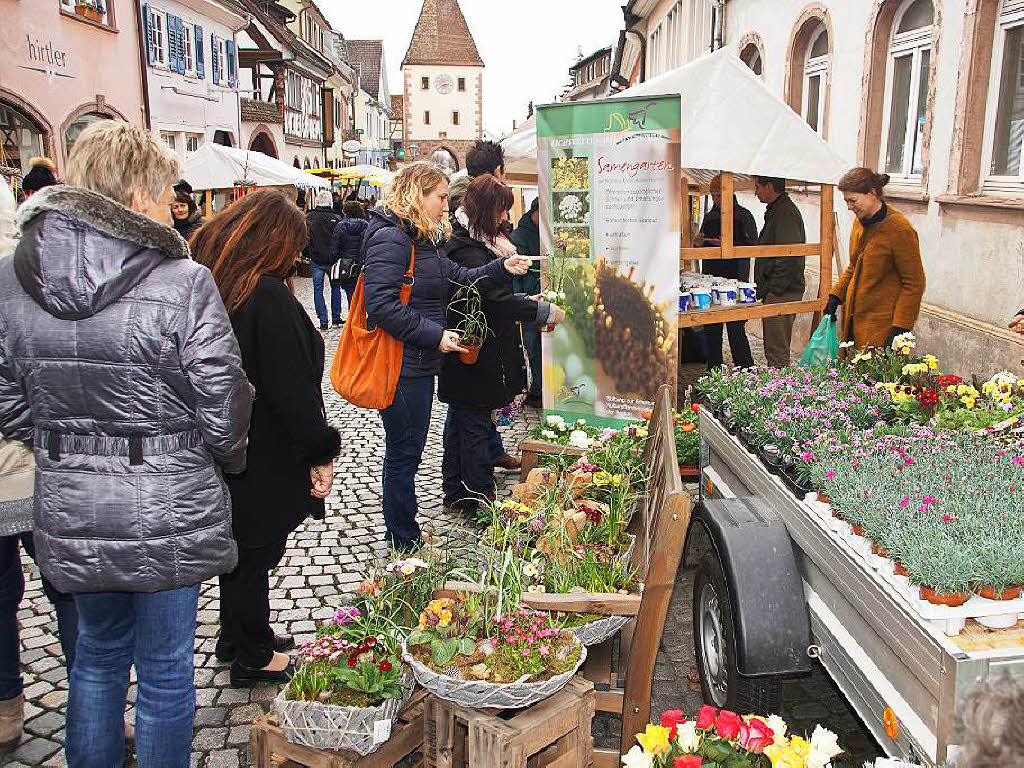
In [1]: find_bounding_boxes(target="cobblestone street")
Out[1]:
[4,279,881,767]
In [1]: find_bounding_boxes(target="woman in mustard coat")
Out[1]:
[824,168,926,349]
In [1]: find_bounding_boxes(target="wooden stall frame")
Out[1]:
[679,171,834,328]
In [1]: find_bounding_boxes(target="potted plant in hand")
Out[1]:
[447,279,488,365]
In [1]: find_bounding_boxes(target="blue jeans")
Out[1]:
[379,375,434,548]
[67,585,199,768]
[0,533,78,701]
[312,263,344,326]
[442,406,497,507]
[487,423,505,464]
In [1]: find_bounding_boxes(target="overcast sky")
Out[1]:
[320,1,624,138]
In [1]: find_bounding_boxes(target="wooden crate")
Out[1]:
[250,691,426,768]
[423,677,595,768]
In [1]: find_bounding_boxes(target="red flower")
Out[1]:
[347,654,358,667]
[377,660,392,672]
[695,705,717,730]
[660,709,687,739]
[690,403,700,412]
[936,374,963,387]
[915,389,939,408]
[714,709,742,740]
[675,757,701,768]
[743,717,774,754]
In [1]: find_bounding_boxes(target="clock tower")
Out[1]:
[400,0,483,170]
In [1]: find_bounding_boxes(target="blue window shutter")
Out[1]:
[143,5,154,65]
[173,16,186,74]
[211,33,220,84]
[226,40,237,88]
[166,14,177,71]
[195,25,204,79]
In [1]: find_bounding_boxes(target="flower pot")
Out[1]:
[893,560,908,577]
[870,542,889,558]
[85,8,103,21]
[976,585,1023,601]
[74,4,89,15]
[850,524,865,537]
[458,344,482,365]
[817,491,830,504]
[920,585,971,607]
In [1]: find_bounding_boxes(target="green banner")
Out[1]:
[537,95,681,425]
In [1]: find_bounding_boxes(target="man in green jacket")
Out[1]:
[753,176,806,368]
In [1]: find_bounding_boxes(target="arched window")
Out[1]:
[430,147,459,173]
[64,112,109,160]
[293,157,301,168]
[303,157,311,169]
[803,23,829,133]
[740,42,763,76]
[0,102,45,172]
[881,0,934,177]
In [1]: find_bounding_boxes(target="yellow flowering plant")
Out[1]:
[405,595,479,667]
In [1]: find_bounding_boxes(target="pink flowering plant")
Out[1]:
[486,608,582,682]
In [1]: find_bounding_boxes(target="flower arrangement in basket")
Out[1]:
[274,606,412,755]
[622,705,843,768]
[531,413,599,448]
[402,597,586,708]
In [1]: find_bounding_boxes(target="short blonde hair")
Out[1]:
[381,162,451,242]
[65,120,179,208]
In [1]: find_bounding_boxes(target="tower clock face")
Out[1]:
[435,74,454,94]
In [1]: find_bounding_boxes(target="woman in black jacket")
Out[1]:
[192,191,341,686]
[329,199,369,307]
[362,163,530,552]
[170,186,204,242]
[439,176,563,510]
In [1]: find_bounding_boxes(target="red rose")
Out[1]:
[690,403,700,412]
[695,705,717,730]
[347,654,358,667]
[377,660,392,672]
[660,709,687,739]
[743,717,774,754]
[714,709,742,740]
[675,757,701,768]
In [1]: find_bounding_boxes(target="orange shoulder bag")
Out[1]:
[330,245,415,410]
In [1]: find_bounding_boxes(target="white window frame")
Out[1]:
[148,5,168,69]
[802,24,829,134]
[215,38,228,86]
[879,0,933,180]
[182,19,196,76]
[161,131,177,151]
[185,133,201,154]
[981,0,1024,191]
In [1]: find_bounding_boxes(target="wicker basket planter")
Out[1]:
[401,639,586,709]
[569,614,630,646]
[272,673,414,756]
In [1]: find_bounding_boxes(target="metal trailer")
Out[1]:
[688,408,1024,766]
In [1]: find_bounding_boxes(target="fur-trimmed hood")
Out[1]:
[14,185,189,320]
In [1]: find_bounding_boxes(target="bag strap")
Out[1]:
[405,244,416,279]
[399,243,416,306]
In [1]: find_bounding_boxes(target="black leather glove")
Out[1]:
[824,295,841,320]
[884,326,910,349]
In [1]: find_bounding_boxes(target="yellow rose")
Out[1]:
[635,724,671,755]
[788,735,810,757]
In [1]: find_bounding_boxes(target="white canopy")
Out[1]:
[181,143,330,191]
[503,48,851,185]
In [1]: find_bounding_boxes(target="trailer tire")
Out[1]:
[693,553,782,713]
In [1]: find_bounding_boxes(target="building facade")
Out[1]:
[401,0,483,171]
[345,40,392,168]
[564,46,615,102]
[142,0,248,160]
[323,31,357,169]
[1,0,146,181]
[612,0,1024,375]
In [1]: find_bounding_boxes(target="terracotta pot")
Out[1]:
[817,491,830,504]
[831,508,844,520]
[458,344,482,365]
[86,8,104,21]
[679,463,699,479]
[850,524,865,537]
[870,542,889,558]
[976,585,1023,601]
[919,585,971,607]
[74,4,88,15]
[893,560,909,577]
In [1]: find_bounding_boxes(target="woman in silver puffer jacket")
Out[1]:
[0,121,253,767]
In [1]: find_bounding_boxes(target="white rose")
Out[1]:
[765,714,787,741]
[569,430,591,449]
[541,429,556,440]
[675,720,700,753]
[620,745,653,768]
[809,725,842,759]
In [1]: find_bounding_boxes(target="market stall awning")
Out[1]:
[181,144,330,191]
[323,165,395,186]
[504,48,851,186]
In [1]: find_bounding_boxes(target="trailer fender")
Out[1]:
[689,497,813,677]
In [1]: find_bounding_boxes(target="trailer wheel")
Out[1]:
[693,553,782,713]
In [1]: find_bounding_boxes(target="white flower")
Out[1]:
[545,290,558,301]
[809,725,842,760]
[675,720,700,752]
[546,414,565,427]
[526,584,547,593]
[576,418,586,427]
[620,745,653,768]
[400,562,416,576]
[558,292,566,301]
[406,557,429,569]
[522,563,539,578]
[541,429,557,440]
[765,714,787,741]
[838,341,855,349]
[568,430,591,448]
[558,194,584,221]
[891,331,916,352]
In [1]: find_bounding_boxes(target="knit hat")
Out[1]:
[173,178,193,196]
[448,172,471,212]
[21,157,57,194]
[315,189,333,207]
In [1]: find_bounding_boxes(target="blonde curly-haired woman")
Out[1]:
[362,162,529,552]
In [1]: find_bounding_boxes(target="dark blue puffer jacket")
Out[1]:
[330,217,368,263]
[362,208,511,378]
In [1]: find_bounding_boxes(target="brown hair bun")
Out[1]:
[838,167,889,197]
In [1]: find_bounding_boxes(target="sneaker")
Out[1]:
[319,322,328,331]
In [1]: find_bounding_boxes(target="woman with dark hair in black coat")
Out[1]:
[439,176,564,511]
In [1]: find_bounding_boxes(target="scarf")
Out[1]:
[454,207,517,258]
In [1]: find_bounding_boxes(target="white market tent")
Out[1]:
[181,143,330,192]
[501,48,850,185]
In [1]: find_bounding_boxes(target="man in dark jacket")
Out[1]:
[329,200,369,307]
[510,197,543,405]
[305,189,343,330]
[754,176,807,367]
[697,175,757,370]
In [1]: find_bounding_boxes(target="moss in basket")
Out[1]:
[287,635,404,707]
